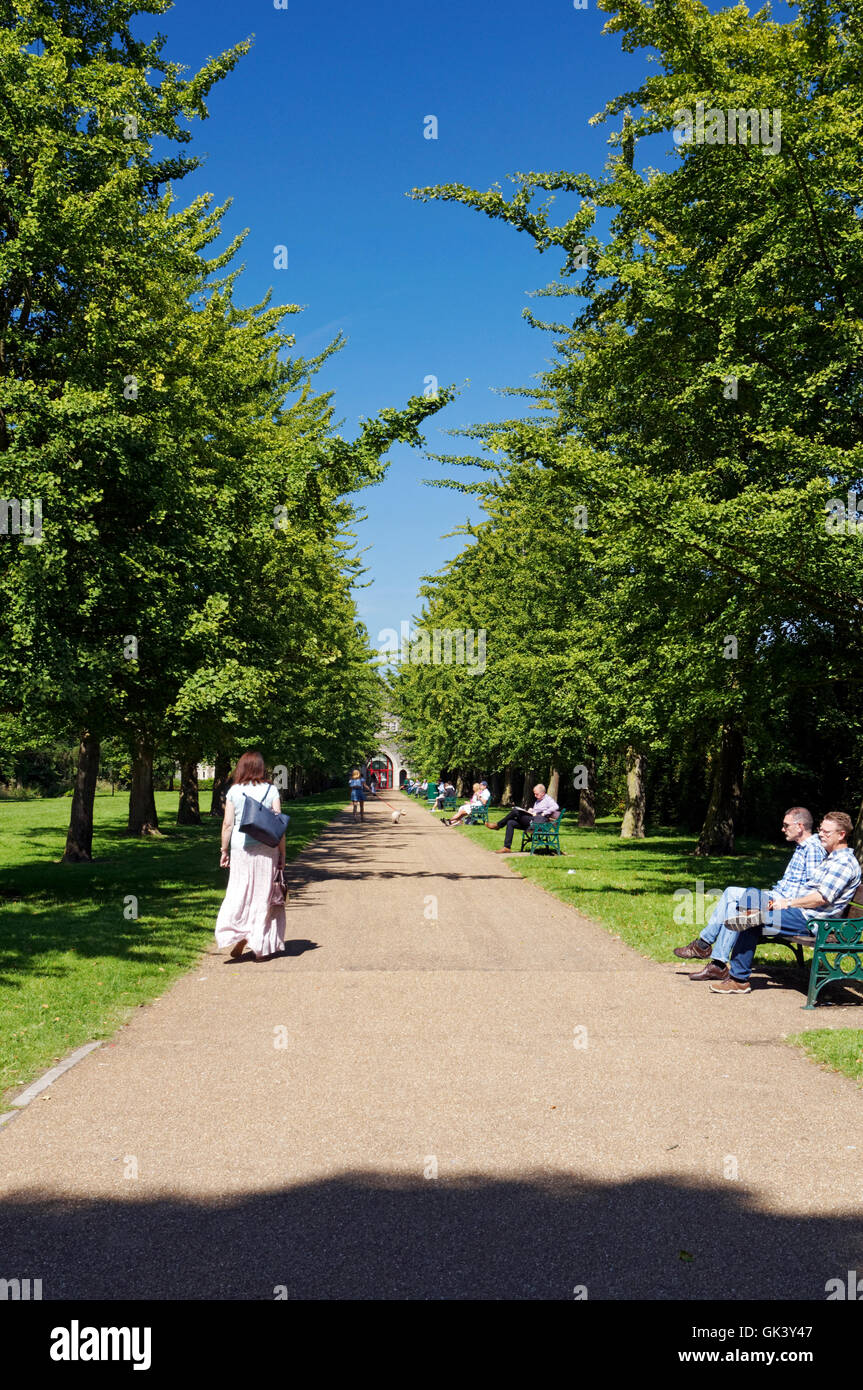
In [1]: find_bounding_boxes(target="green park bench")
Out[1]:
[768,882,863,1008]
[442,792,457,811]
[520,812,563,855]
[466,801,489,825]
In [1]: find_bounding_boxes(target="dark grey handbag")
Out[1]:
[238,782,290,847]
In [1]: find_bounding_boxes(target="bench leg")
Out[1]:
[803,952,822,1009]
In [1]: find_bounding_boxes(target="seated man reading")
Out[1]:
[711,811,862,996]
[673,806,825,982]
[486,783,559,853]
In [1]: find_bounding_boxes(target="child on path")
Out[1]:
[348,768,369,820]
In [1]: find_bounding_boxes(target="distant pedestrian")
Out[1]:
[349,767,369,820]
[215,751,286,960]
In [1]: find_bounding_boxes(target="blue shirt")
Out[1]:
[773,835,825,899]
[802,846,862,922]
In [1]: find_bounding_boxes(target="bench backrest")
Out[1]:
[846,880,863,920]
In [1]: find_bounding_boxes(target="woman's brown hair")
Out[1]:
[232,751,266,785]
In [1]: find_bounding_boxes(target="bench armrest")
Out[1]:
[807,915,863,948]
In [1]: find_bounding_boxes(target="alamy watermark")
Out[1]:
[0,1276,42,1300]
[377,621,486,673]
[0,497,42,543]
[673,880,722,926]
[673,103,781,155]
[825,490,862,535]
[825,1270,863,1299]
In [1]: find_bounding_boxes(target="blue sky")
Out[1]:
[133,0,676,644]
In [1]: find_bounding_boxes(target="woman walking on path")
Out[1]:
[348,768,369,820]
[215,751,286,960]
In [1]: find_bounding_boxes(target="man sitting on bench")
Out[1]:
[673,806,825,982]
[711,811,862,996]
[434,779,455,810]
[487,783,559,854]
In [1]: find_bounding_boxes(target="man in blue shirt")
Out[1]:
[674,807,825,982]
[711,811,862,995]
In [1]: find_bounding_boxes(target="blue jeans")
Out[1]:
[701,886,771,964]
[729,907,813,981]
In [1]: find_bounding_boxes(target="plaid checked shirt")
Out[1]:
[802,846,862,921]
[773,834,825,899]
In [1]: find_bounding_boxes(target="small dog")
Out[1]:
[391,809,403,824]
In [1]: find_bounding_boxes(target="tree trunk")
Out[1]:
[854,796,863,868]
[548,762,561,803]
[455,769,469,798]
[176,757,202,825]
[695,723,744,856]
[501,765,516,806]
[521,769,536,806]
[210,752,232,817]
[128,738,162,836]
[578,749,597,828]
[63,732,101,862]
[620,746,646,839]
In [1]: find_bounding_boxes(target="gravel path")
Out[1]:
[1,794,860,1300]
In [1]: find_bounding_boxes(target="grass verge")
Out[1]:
[787,1029,863,1083]
[0,788,343,1110]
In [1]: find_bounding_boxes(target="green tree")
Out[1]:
[406,0,863,852]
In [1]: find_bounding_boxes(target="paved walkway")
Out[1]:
[1,795,861,1299]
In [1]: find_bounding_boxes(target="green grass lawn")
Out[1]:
[412,794,863,1083]
[0,788,344,1111]
[788,1029,863,1083]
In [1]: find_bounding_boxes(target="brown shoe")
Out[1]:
[229,938,247,959]
[487,822,501,830]
[709,977,751,995]
[688,961,729,982]
[673,938,711,960]
[495,847,512,854]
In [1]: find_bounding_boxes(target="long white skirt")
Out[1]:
[215,842,285,959]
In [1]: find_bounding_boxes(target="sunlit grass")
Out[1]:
[0,789,343,1109]
[788,1029,863,1084]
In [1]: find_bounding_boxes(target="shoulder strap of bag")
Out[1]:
[244,782,273,804]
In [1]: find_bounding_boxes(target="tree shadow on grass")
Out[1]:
[0,884,218,989]
[0,1169,859,1300]
[0,801,346,986]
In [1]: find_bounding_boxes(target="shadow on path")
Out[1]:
[0,1170,859,1300]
